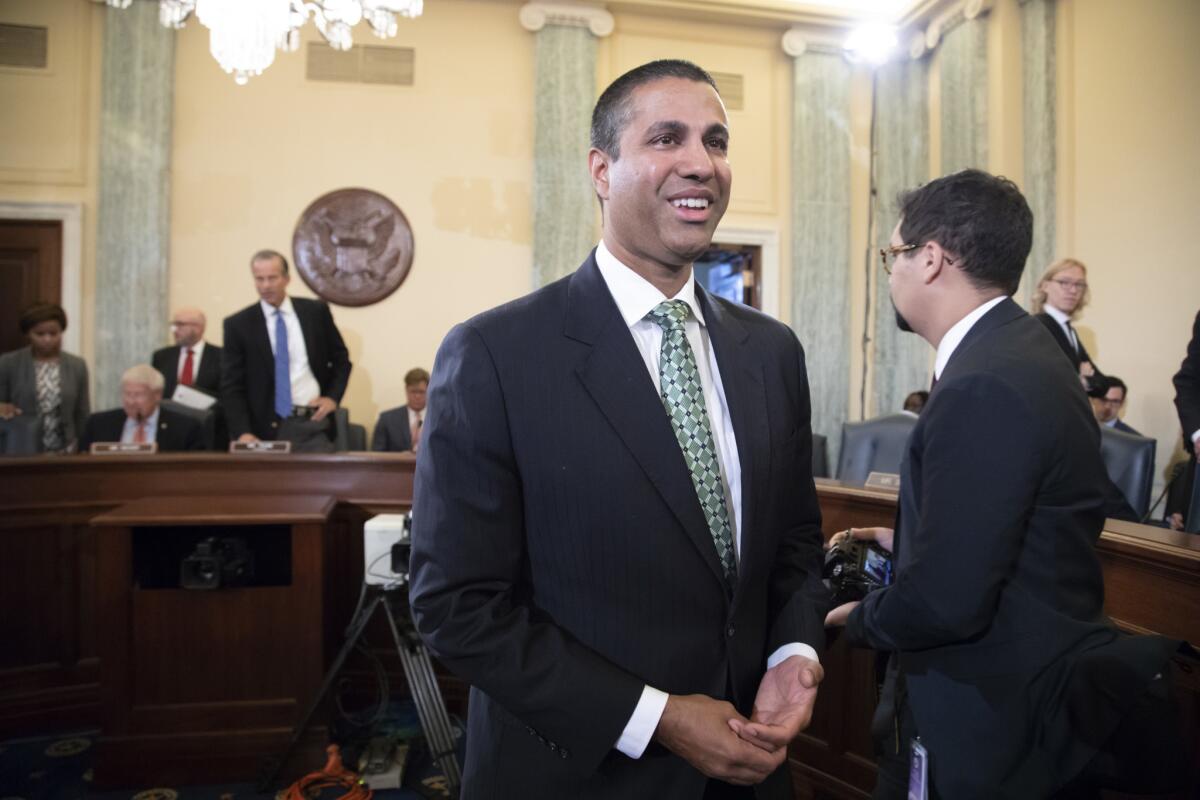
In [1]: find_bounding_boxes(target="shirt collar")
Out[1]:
[1043,304,1071,327]
[595,240,706,329]
[261,296,295,318]
[934,295,1007,379]
[127,406,161,429]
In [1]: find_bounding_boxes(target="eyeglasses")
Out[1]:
[1050,278,1088,292]
[879,243,919,275]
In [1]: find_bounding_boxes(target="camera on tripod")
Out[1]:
[363,511,413,587]
[823,535,893,606]
[180,537,255,589]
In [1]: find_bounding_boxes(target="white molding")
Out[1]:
[0,201,84,355]
[519,2,614,36]
[781,27,845,58]
[712,225,781,320]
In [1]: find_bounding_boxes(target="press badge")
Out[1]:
[907,737,929,800]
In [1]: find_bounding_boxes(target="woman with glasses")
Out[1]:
[1032,258,1103,387]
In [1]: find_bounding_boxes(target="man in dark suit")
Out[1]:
[371,367,428,452]
[827,170,1184,798]
[79,364,203,452]
[409,60,829,799]
[220,249,351,451]
[1169,310,1200,529]
[152,307,222,399]
[1091,375,1141,435]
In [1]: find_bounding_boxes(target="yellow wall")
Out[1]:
[2,0,1197,475]
[1059,0,1200,480]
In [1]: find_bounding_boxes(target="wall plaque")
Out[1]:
[292,188,415,307]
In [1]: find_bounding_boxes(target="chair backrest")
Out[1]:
[1186,460,1200,534]
[348,423,367,452]
[0,414,41,455]
[811,433,829,479]
[1098,426,1157,520]
[332,407,355,451]
[836,413,918,485]
[160,399,215,451]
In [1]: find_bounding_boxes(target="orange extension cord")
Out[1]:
[279,744,373,800]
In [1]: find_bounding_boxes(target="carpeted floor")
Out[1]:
[0,704,461,800]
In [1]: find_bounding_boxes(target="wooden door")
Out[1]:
[0,220,63,354]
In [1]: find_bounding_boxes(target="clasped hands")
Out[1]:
[653,655,823,786]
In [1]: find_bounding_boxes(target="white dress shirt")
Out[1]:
[261,298,322,406]
[407,406,425,430]
[934,295,1008,380]
[175,340,206,380]
[595,241,819,759]
[1042,304,1078,353]
[121,406,161,444]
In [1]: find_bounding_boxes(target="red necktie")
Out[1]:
[133,421,147,444]
[180,348,195,386]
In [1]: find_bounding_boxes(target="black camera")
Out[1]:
[823,536,893,606]
[180,537,255,589]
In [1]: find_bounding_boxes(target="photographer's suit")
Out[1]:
[847,299,1179,798]
[409,253,828,799]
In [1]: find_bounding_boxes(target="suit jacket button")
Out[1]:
[726,625,736,638]
[548,742,557,751]
[559,748,570,759]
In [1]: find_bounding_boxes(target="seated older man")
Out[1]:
[79,364,205,452]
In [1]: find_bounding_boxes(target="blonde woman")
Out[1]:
[1032,258,1102,384]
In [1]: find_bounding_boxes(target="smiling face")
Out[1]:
[591,77,731,281]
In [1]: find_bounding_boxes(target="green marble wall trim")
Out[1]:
[96,3,175,407]
[940,16,989,175]
[791,52,852,469]
[1021,0,1057,304]
[532,25,597,287]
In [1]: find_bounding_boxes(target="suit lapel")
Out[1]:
[695,288,768,597]
[566,257,728,591]
[251,304,274,369]
[294,299,322,374]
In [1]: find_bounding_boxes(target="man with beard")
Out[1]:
[827,170,1186,799]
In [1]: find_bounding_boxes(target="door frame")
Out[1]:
[0,201,82,354]
[712,225,780,320]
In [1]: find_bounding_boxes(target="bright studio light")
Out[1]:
[844,21,898,65]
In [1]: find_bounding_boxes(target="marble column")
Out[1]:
[1020,0,1057,305]
[872,56,931,418]
[520,3,613,288]
[783,30,853,469]
[939,13,989,174]
[95,3,175,407]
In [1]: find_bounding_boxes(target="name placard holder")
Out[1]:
[864,471,901,490]
[229,441,292,454]
[91,442,158,455]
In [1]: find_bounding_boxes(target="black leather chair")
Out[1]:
[835,413,918,484]
[333,408,368,451]
[811,433,829,479]
[1098,426,1156,521]
[1185,459,1200,534]
[0,415,40,455]
[160,399,216,451]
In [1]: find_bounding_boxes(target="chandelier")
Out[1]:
[105,0,424,85]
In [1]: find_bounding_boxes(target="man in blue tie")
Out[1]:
[220,249,352,451]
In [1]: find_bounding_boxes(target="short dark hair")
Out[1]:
[250,249,289,275]
[1106,376,1127,397]
[404,367,430,387]
[903,390,929,413]
[19,302,67,334]
[898,169,1033,295]
[590,59,719,160]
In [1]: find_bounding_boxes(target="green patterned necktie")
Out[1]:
[647,300,737,586]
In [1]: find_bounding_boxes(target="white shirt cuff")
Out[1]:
[766,642,819,670]
[1191,429,1200,445]
[615,685,669,758]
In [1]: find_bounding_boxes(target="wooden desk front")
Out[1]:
[1,457,1196,795]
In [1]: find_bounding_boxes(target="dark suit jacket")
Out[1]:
[1173,310,1200,453]
[0,347,90,451]
[220,297,351,440]
[1035,310,1099,373]
[371,404,414,452]
[152,342,223,398]
[1111,418,1141,436]
[79,407,205,452]
[846,299,1175,798]
[409,254,828,799]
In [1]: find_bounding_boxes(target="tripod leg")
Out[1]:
[382,595,463,792]
[258,590,383,791]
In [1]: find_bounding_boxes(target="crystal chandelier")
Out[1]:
[105,0,424,85]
